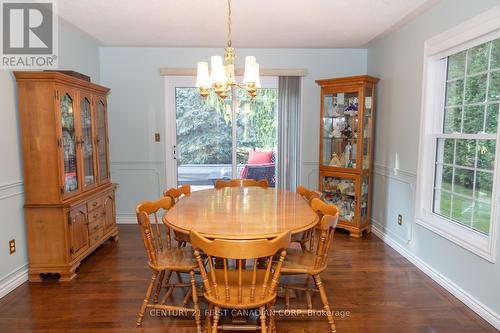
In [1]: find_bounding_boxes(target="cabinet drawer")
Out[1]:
[89,227,104,246]
[89,218,104,234]
[87,197,103,211]
[88,208,104,224]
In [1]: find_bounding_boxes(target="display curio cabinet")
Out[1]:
[316,75,379,238]
[15,71,118,281]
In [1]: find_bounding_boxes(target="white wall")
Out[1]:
[0,19,101,296]
[368,0,500,327]
[98,47,367,219]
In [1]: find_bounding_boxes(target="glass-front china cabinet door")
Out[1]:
[362,86,374,170]
[80,94,97,190]
[58,90,80,196]
[321,173,358,223]
[322,90,360,169]
[96,98,110,183]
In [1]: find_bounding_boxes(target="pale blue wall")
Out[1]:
[98,47,367,219]
[368,0,500,320]
[0,19,101,288]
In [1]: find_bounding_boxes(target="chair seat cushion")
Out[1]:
[151,247,196,271]
[204,269,277,309]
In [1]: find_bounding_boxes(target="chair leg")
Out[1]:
[136,270,159,326]
[266,303,275,333]
[190,271,202,333]
[206,303,214,333]
[259,306,267,333]
[313,274,336,333]
[153,270,166,304]
[212,306,221,333]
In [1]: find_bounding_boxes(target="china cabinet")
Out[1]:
[15,71,118,281]
[316,75,379,238]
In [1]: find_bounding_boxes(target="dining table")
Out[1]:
[163,186,318,240]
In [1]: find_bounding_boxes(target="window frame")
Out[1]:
[416,6,500,262]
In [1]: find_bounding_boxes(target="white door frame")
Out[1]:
[164,75,278,188]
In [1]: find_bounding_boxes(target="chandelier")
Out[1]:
[195,0,260,101]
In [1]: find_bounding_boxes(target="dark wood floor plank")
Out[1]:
[0,225,496,332]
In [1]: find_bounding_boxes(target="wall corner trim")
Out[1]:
[372,223,500,330]
[0,264,28,299]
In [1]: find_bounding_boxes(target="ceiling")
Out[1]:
[58,0,435,48]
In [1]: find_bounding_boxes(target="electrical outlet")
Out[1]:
[397,214,403,226]
[9,239,15,255]
[154,133,160,142]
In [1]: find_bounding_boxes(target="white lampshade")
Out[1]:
[195,62,210,87]
[254,63,261,88]
[243,56,257,84]
[210,56,226,84]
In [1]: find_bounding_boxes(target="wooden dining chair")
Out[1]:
[136,196,201,332]
[291,186,321,251]
[190,231,291,333]
[164,184,192,247]
[278,198,339,333]
[214,178,269,189]
[164,184,191,203]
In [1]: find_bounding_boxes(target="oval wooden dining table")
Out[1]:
[163,187,318,240]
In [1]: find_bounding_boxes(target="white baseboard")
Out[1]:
[372,223,500,331]
[0,264,28,299]
[116,216,137,224]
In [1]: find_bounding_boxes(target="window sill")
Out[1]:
[416,209,496,263]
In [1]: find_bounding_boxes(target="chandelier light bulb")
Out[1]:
[195,62,210,88]
[195,0,260,100]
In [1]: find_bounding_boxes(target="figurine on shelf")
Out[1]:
[331,124,342,138]
[362,181,369,195]
[329,153,343,167]
[343,143,352,167]
[332,103,341,117]
[337,196,353,221]
[363,156,370,169]
[341,123,352,138]
[338,180,355,195]
[343,97,359,117]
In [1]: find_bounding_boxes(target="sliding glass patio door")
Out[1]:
[165,76,278,191]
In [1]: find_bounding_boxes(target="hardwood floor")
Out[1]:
[0,225,496,333]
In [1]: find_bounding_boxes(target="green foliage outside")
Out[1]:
[175,87,278,165]
[436,38,500,234]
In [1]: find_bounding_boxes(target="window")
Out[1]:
[434,40,500,235]
[165,76,279,191]
[416,7,500,262]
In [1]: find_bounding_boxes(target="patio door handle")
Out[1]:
[172,145,177,160]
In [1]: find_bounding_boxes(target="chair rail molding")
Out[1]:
[110,160,165,221]
[0,180,24,200]
[372,163,416,243]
